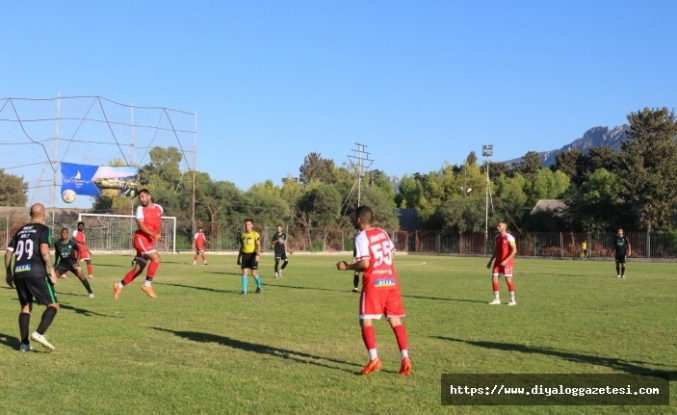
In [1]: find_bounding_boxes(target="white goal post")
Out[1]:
[77,213,177,254]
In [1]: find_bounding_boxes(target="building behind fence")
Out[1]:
[2,213,676,259]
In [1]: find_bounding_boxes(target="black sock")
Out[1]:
[19,312,30,344]
[616,264,620,274]
[81,278,93,294]
[36,306,58,335]
[621,266,625,276]
[353,273,359,289]
[281,261,288,270]
[274,260,279,273]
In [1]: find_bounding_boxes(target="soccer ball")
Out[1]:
[61,189,77,204]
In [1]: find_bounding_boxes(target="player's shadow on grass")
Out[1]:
[263,283,342,293]
[405,295,486,304]
[265,283,486,303]
[155,282,237,294]
[0,332,20,350]
[205,271,242,277]
[60,303,115,318]
[433,336,675,375]
[152,327,384,375]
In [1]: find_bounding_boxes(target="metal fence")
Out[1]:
[2,215,676,259]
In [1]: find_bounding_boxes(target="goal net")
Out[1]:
[77,213,177,254]
[0,95,196,209]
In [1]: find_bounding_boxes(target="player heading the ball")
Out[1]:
[113,189,163,300]
[336,206,412,376]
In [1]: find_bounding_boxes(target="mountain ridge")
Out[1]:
[503,125,629,167]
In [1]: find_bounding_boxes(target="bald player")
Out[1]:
[5,203,60,352]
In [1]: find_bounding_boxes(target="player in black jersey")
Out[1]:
[271,225,291,278]
[4,203,59,352]
[55,228,94,298]
[613,228,631,278]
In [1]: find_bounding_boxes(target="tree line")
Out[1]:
[0,107,675,235]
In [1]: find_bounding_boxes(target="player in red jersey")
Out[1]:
[336,206,411,376]
[486,221,517,306]
[113,189,163,300]
[193,227,209,265]
[73,222,95,279]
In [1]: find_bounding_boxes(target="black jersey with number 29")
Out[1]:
[7,223,52,278]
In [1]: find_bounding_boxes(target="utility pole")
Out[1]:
[348,143,373,207]
[482,144,493,254]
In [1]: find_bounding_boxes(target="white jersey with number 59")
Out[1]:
[354,227,399,291]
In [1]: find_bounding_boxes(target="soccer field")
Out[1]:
[0,254,675,414]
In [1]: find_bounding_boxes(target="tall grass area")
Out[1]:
[0,254,675,414]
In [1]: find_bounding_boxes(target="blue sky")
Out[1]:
[2,0,676,202]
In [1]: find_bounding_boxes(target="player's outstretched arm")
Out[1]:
[5,250,14,288]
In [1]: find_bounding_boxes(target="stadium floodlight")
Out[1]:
[482,144,493,158]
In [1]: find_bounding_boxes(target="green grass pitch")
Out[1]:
[0,254,675,414]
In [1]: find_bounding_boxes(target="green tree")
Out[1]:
[619,107,677,231]
[514,151,542,181]
[248,180,282,198]
[529,168,570,204]
[296,183,341,228]
[553,148,585,186]
[299,152,335,185]
[398,174,424,208]
[0,169,28,207]
[437,196,485,233]
[565,168,623,232]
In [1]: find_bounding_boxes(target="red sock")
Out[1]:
[147,261,160,279]
[87,263,93,276]
[361,326,376,351]
[492,282,499,293]
[507,281,515,293]
[122,269,137,285]
[392,325,408,352]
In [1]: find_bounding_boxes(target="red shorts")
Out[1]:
[359,288,406,320]
[134,233,157,260]
[77,244,91,261]
[492,264,514,277]
[195,246,204,254]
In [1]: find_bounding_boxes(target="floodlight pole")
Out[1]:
[191,111,198,235]
[482,144,493,254]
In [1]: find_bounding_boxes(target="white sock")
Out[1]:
[494,292,500,300]
[510,292,515,300]
[401,350,408,359]
[116,283,123,289]
[368,349,378,360]
[144,280,152,287]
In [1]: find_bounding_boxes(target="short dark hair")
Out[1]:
[276,224,282,228]
[61,227,69,232]
[198,227,203,231]
[244,218,253,224]
[355,206,373,224]
[139,188,151,196]
[77,221,84,227]
[618,228,624,232]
